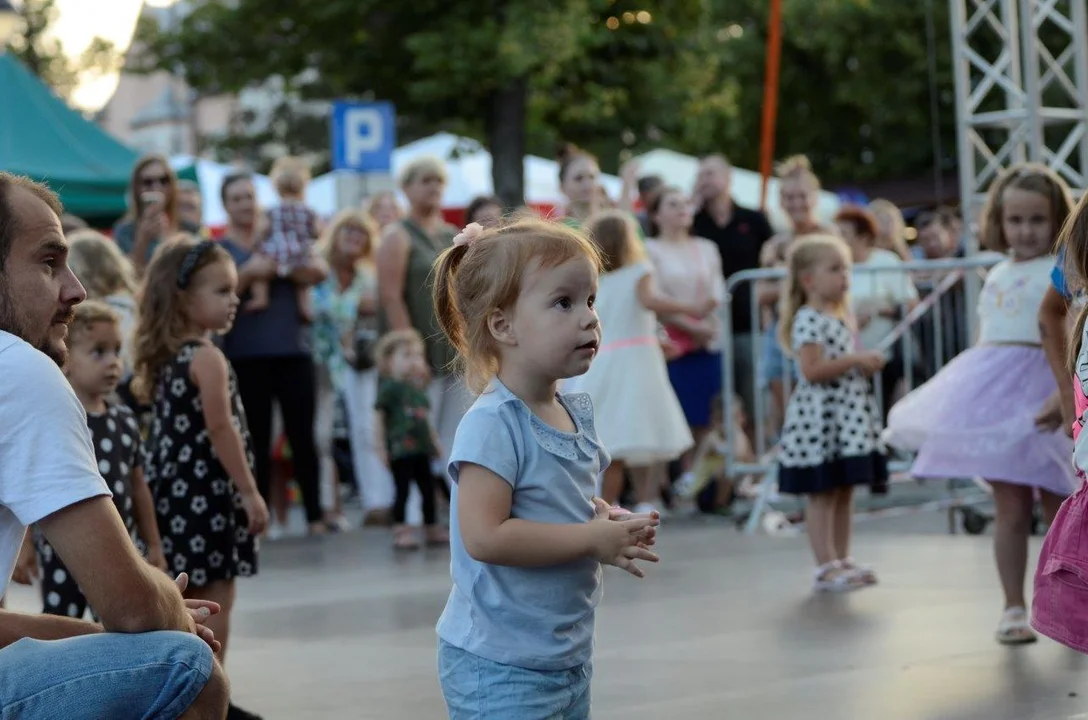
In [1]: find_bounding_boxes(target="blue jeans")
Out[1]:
[0,630,213,720]
[438,639,592,719]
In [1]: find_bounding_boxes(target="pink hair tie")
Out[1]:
[453,222,484,248]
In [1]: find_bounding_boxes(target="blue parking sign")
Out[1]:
[331,101,396,172]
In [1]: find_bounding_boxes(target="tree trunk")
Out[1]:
[487,76,528,210]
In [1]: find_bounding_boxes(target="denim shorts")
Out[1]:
[0,630,214,720]
[438,639,593,719]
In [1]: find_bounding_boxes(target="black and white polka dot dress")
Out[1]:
[144,340,258,587]
[777,306,887,495]
[35,403,143,619]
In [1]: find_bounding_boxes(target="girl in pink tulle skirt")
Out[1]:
[885,164,1076,645]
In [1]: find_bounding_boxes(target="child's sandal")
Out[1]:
[425,525,449,546]
[393,526,420,551]
[813,561,865,593]
[996,607,1037,645]
[840,557,878,585]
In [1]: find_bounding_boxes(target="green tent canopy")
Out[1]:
[0,53,138,220]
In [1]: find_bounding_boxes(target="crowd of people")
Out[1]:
[93,151,988,536]
[5,137,1088,719]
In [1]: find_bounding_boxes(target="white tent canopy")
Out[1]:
[169,155,279,228]
[634,148,841,230]
[306,133,623,217]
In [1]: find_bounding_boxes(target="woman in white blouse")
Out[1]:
[836,205,920,414]
[645,187,726,458]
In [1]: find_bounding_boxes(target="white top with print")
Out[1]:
[978,255,1053,345]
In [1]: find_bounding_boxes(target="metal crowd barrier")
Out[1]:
[717,255,1004,535]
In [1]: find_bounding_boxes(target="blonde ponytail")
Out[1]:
[431,242,472,373]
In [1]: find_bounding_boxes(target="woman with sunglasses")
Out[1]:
[113,155,202,273]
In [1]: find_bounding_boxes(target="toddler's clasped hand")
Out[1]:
[588,498,660,578]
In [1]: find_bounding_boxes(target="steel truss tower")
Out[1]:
[952,0,1088,230]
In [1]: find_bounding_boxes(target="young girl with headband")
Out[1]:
[431,219,660,718]
[133,236,270,718]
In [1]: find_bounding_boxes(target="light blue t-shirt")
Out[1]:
[436,379,611,671]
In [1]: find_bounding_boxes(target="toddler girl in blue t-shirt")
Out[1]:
[431,219,661,719]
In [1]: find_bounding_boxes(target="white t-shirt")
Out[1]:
[851,248,919,354]
[978,255,1053,345]
[0,331,109,593]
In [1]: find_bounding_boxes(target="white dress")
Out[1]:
[576,261,693,464]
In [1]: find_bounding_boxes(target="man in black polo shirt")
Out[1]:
[635,174,664,237]
[692,155,774,421]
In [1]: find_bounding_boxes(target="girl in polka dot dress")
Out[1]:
[15,301,166,618]
[777,235,888,593]
[133,236,270,719]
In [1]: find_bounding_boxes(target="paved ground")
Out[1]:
[8,505,1088,719]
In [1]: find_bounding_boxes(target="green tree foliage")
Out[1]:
[4,0,121,103]
[690,0,958,185]
[135,0,957,199]
[135,0,720,204]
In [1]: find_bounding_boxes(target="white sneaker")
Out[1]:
[762,511,798,536]
[674,471,698,499]
[266,524,286,542]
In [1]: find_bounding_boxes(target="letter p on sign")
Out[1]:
[346,108,382,166]
[331,101,395,173]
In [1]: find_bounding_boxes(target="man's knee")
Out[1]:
[180,658,229,720]
[0,631,223,720]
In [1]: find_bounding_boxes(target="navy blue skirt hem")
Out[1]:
[778,453,888,496]
[666,350,722,428]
